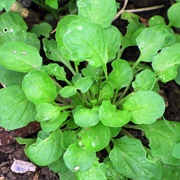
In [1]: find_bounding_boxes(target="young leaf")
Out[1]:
[0,41,42,72]
[41,63,67,81]
[59,86,77,98]
[31,22,52,38]
[0,85,36,130]
[56,15,108,67]
[123,91,165,124]
[109,136,162,180]
[25,129,64,166]
[104,25,122,61]
[45,0,58,9]
[99,100,131,127]
[73,105,100,127]
[132,69,156,91]
[148,15,166,27]
[35,103,61,122]
[0,66,25,86]
[168,2,180,27]
[136,26,175,62]
[22,70,57,104]
[152,43,180,83]
[107,59,133,90]
[76,160,106,179]
[77,0,117,28]
[139,120,180,165]
[78,122,110,152]
[63,142,96,172]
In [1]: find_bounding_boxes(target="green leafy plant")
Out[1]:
[0,0,180,179]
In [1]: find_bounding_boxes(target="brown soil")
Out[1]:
[0,0,180,180]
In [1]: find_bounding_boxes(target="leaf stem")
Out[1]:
[121,128,134,138]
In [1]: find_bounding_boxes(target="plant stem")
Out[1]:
[105,145,111,154]
[121,128,134,138]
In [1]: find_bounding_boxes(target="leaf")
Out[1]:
[78,122,110,152]
[40,111,68,132]
[109,127,122,137]
[152,43,180,83]
[58,169,76,180]
[0,85,36,130]
[109,136,162,180]
[31,22,52,38]
[148,15,166,27]
[175,67,180,85]
[35,103,61,122]
[74,76,93,93]
[73,105,100,127]
[22,70,57,104]
[56,15,108,67]
[132,69,156,91]
[45,0,58,9]
[107,59,133,90]
[123,91,165,124]
[41,63,67,81]
[0,0,15,11]
[168,2,180,27]
[63,142,96,172]
[172,142,180,159]
[99,100,131,127]
[104,25,122,61]
[77,0,117,28]
[76,160,106,179]
[0,66,25,86]
[136,26,175,62]
[139,120,180,165]
[59,86,77,98]
[25,129,64,166]
[0,41,42,73]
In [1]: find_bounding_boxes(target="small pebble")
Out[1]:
[10,160,36,174]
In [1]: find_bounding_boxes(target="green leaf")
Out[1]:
[73,105,100,127]
[0,41,42,72]
[123,91,165,124]
[104,25,122,61]
[139,120,180,165]
[107,59,133,90]
[172,142,180,159]
[56,15,108,67]
[168,3,180,27]
[0,0,15,11]
[148,15,166,27]
[63,142,96,172]
[77,0,117,28]
[25,129,64,166]
[41,63,67,81]
[136,26,175,62]
[0,85,36,130]
[109,127,122,137]
[121,12,145,49]
[132,69,156,91]
[152,43,180,83]
[0,66,25,86]
[59,86,77,98]
[175,67,180,85]
[40,111,68,132]
[76,160,106,179]
[74,76,93,93]
[31,22,52,38]
[99,100,131,127]
[109,136,162,180]
[35,103,61,122]
[22,70,57,104]
[45,0,58,9]
[78,122,110,152]
[58,169,76,180]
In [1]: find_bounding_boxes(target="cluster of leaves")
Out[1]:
[0,0,180,179]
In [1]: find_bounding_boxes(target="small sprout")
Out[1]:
[22,52,27,55]
[74,166,80,171]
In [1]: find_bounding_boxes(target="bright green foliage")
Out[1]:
[0,0,15,11]
[0,1,180,179]
[0,41,42,72]
[77,0,117,28]
[22,70,57,104]
[0,85,36,130]
[109,136,162,180]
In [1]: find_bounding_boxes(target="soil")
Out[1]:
[0,0,180,180]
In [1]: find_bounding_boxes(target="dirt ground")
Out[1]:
[0,0,180,180]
